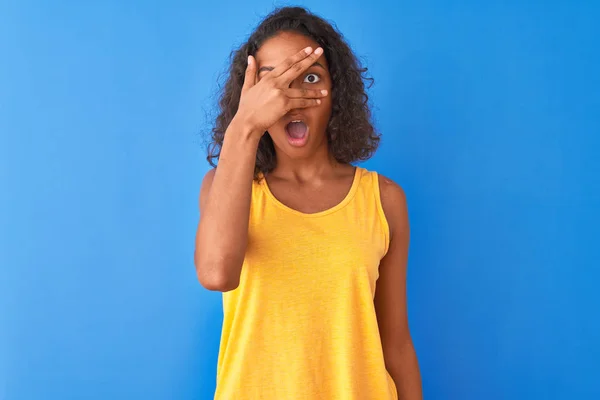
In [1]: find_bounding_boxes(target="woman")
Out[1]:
[195,6,422,400]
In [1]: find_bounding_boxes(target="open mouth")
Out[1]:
[285,120,309,147]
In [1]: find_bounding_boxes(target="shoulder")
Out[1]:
[202,168,216,187]
[198,168,217,211]
[370,171,406,210]
[374,172,409,240]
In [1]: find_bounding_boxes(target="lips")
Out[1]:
[284,117,310,147]
[286,120,308,139]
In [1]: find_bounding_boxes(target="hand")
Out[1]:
[234,46,328,135]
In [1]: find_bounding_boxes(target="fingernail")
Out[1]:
[315,47,323,55]
[247,55,252,65]
[321,90,328,95]
[305,47,313,54]
[317,99,322,104]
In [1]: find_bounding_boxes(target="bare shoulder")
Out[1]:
[201,168,217,187]
[376,173,409,239]
[199,168,217,211]
[377,173,407,210]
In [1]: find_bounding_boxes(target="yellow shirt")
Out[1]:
[214,166,398,400]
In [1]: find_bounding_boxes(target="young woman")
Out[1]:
[195,6,422,400]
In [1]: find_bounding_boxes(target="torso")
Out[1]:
[214,166,399,400]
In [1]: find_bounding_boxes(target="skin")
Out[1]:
[195,31,422,399]
[376,175,423,400]
[255,31,356,212]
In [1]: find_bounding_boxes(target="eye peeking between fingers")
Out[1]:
[303,73,321,84]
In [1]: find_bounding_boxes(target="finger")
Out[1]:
[277,47,323,85]
[242,55,257,94]
[287,98,322,110]
[286,88,328,99]
[270,46,314,78]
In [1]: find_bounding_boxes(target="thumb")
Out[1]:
[242,55,257,94]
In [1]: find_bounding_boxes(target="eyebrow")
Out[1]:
[258,61,326,74]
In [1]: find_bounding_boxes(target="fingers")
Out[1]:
[277,47,323,85]
[286,88,328,99]
[242,55,257,94]
[286,98,322,109]
[270,46,315,79]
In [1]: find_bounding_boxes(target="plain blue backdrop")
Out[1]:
[1,0,599,399]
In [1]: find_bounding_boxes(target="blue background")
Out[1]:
[2,0,599,399]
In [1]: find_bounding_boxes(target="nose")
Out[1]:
[287,80,303,115]
[287,79,303,114]
[288,78,301,89]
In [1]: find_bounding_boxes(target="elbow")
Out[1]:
[198,269,240,292]
[194,252,241,292]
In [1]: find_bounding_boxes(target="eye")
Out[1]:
[303,73,321,84]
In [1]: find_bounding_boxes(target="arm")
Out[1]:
[194,119,262,292]
[374,175,423,400]
[194,48,327,292]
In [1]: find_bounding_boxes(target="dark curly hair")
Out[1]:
[207,6,380,179]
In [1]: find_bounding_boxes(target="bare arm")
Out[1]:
[194,47,327,292]
[194,119,261,291]
[374,175,423,399]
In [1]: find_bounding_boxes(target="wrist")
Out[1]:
[229,114,262,142]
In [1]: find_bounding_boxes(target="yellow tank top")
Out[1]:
[214,166,398,400]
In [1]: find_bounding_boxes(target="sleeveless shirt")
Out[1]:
[214,166,398,400]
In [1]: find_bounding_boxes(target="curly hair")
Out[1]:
[207,6,380,179]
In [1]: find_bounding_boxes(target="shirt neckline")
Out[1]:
[259,166,362,218]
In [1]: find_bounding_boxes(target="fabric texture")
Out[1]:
[214,166,398,400]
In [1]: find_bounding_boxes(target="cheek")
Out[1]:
[311,96,333,122]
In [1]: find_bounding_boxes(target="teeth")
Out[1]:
[291,120,302,123]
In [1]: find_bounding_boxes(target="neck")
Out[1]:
[270,142,345,183]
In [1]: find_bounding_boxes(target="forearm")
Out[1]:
[195,117,261,290]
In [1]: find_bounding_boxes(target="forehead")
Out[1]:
[255,31,328,68]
